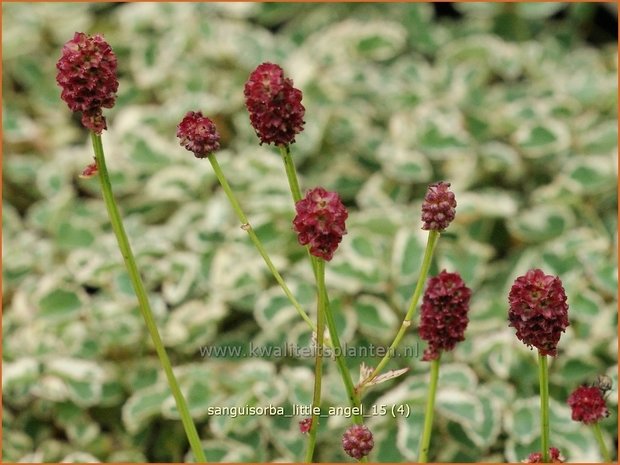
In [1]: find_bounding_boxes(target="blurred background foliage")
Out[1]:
[2,2,618,463]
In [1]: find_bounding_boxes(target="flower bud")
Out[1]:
[508,269,569,356]
[419,270,471,361]
[299,417,312,434]
[568,385,609,425]
[421,181,456,232]
[342,424,373,460]
[56,32,118,134]
[293,187,348,261]
[177,111,221,158]
[244,62,305,146]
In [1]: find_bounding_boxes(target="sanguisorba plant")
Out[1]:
[294,186,352,461]
[56,33,607,462]
[243,62,370,461]
[508,269,569,462]
[56,33,207,463]
[417,270,471,463]
[177,62,467,462]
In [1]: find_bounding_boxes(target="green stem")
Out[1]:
[320,275,363,425]
[305,259,326,463]
[91,133,206,463]
[538,352,550,463]
[208,154,315,331]
[279,145,303,203]
[363,231,439,386]
[418,357,441,463]
[592,422,611,462]
[279,145,363,427]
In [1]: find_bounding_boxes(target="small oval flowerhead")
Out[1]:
[293,187,348,261]
[298,417,312,434]
[523,447,565,463]
[342,424,374,460]
[419,270,472,361]
[244,62,305,146]
[421,181,457,231]
[177,111,221,158]
[568,385,609,425]
[508,268,569,356]
[56,32,118,134]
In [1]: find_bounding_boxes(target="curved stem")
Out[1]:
[305,259,326,463]
[418,357,441,463]
[363,231,439,386]
[592,422,611,462]
[538,352,550,463]
[91,133,207,463]
[279,145,363,425]
[208,154,315,331]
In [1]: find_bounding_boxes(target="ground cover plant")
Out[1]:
[3,3,618,463]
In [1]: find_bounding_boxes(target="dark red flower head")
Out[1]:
[508,269,569,356]
[299,417,312,434]
[56,32,118,134]
[524,447,565,463]
[421,181,457,232]
[177,111,221,158]
[293,187,348,261]
[244,62,305,146]
[419,270,472,361]
[342,424,374,460]
[568,385,609,425]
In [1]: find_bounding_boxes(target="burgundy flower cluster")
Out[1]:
[508,269,569,356]
[244,63,305,146]
[342,424,374,460]
[298,417,312,434]
[56,32,119,134]
[524,447,565,463]
[567,385,609,425]
[419,270,472,361]
[293,187,348,261]
[177,111,221,158]
[421,181,457,232]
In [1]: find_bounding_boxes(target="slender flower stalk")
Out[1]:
[305,259,326,463]
[418,357,440,463]
[417,271,470,462]
[279,144,363,426]
[508,268,569,464]
[207,154,315,331]
[91,134,207,463]
[362,182,456,387]
[362,231,439,386]
[592,423,611,462]
[538,353,550,463]
[58,33,206,463]
[176,111,315,331]
[280,145,303,203]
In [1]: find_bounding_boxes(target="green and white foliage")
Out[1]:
[3,3,616,462]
